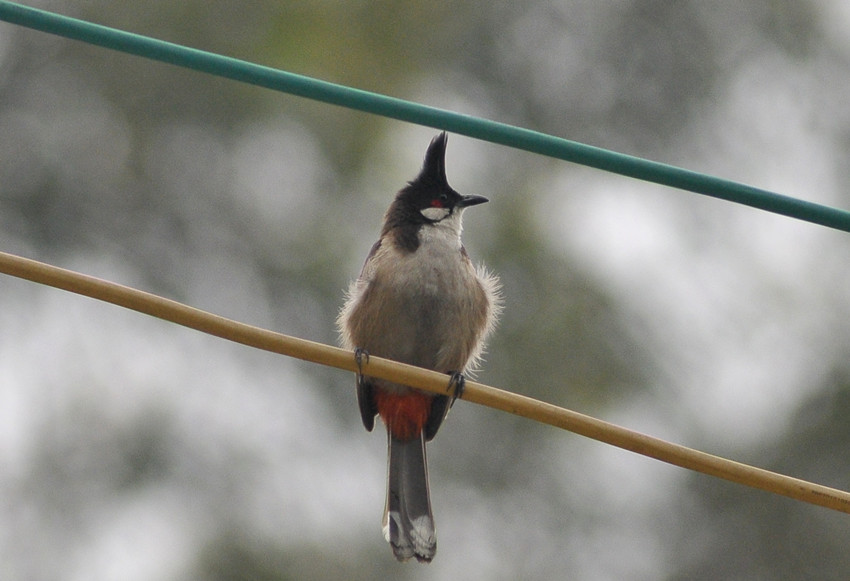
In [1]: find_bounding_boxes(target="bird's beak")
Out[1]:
[457,195,489,208]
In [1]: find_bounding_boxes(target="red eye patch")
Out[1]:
[430,199,444,208]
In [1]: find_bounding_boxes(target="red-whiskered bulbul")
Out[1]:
[338,132,500,562]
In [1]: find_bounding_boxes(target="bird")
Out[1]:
[338,132,501,563]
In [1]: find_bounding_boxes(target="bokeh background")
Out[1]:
[3,1,850,579]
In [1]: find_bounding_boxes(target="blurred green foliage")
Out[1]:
[2,0,850,579]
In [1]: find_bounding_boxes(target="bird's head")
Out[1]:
[391,132,488,226]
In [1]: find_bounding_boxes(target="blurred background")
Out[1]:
[2,0,850,579]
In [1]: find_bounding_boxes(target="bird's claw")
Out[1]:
[448,371,466,404]
[354,347,370,378]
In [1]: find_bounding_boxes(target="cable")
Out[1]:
[2,0,850,232]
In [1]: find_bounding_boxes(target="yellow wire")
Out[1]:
[1,249,849,514]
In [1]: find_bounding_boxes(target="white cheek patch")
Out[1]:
[420,206,450,221]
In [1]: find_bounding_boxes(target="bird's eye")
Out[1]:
[431,193,449,208]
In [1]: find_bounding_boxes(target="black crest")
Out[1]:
[403,132,460,208]
[415,132,451,189]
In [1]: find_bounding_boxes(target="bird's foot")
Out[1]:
[354,347,370,383]
[447,371,466,404]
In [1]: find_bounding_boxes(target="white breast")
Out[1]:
[402,213,465,294]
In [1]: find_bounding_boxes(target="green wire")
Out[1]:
[2,0,850,233]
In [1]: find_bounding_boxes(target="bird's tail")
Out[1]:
[383,432,436,563]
